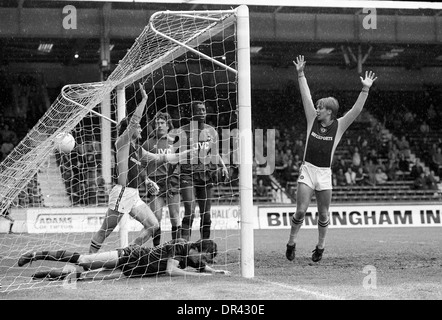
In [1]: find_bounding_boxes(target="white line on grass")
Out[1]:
[254,278,345,300]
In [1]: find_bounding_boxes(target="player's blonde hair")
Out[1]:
[316,97,339,119]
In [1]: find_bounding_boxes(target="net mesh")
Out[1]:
[0,9,242,292]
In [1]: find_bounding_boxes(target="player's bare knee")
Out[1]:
[318,211,330,222]
[144,221,159,230]
[291,211,306,226]
[295,210,307,219]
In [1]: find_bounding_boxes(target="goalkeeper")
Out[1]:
[89,84,193,253]
[18,238,231,280]
[142,111,182,245]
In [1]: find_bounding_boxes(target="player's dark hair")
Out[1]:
[153,111,174,130]
[182,239,218,271]
[191,101,205,113]
[191,239,218,259]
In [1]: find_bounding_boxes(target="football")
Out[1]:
[54,132,76,153]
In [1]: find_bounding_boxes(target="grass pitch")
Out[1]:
[1,227,441,300]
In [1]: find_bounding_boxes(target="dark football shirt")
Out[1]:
[304,120,338,168]
[117,238,206,277]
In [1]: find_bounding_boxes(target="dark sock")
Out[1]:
[153,228,161,246]
[37,250,80,264]
[200,225,210,240]
[90,240,102,252]
[181,215,194,241]
[200,214,211,240]
[171,226,180,240]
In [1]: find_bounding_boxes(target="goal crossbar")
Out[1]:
[115,10,237,89]
[0,9,236,213]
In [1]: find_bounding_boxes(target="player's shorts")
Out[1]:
[108,185,144,214]
[297,161,332,191]
[150,175,180,197]
[180,169,213,188]
[116,244,160,277]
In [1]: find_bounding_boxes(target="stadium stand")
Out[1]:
[253,88,442,204]
[2,56,442,207]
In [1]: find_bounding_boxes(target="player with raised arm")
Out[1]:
[17,238,231,280]
[176,101,229,241]
[142,111,182,245]
[89,83,192,253]
[286,55,377,262]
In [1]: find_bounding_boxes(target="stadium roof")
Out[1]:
[1,0,442,69]
[51,0,442,10]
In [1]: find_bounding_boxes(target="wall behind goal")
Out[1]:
[2,203,440,233]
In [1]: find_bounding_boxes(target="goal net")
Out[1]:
[0,6,253,292]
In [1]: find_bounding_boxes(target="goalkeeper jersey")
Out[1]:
[117,238,206,277]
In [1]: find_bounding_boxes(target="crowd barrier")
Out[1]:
[1,203,441,233]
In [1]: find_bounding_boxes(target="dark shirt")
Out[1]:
[117,238,206,277]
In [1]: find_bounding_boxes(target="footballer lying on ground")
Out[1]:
[18,238,230,281]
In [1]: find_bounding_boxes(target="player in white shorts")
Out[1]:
[107,185,145,214]
[89,84,192,254]
[298,162,333,191]
[286,55,377,262]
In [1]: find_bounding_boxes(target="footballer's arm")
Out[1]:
[165,258,211,277]
[201,264,231,275]
[165,259,230,276]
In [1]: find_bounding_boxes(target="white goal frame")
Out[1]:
[0,5,254,279]
[114,5,254,278]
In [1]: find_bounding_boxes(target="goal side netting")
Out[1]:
[0,5,253,292]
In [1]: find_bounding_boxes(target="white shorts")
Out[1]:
[108,185,145,214]
[298,162,332,191]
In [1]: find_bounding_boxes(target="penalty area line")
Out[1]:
[253,278,345,300]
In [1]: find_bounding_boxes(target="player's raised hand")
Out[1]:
[293,55,306,74]
[360,71,378,89]
[139,83,147,100]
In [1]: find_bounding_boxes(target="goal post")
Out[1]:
[236,5,254,278]
[114,5,254,277]
[0,5,254,290]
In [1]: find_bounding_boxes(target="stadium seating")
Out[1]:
[8,86,442,207]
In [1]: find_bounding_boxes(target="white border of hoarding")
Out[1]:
[22,205,243,234]
[2,203,441,234]
[257,203,442,229]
